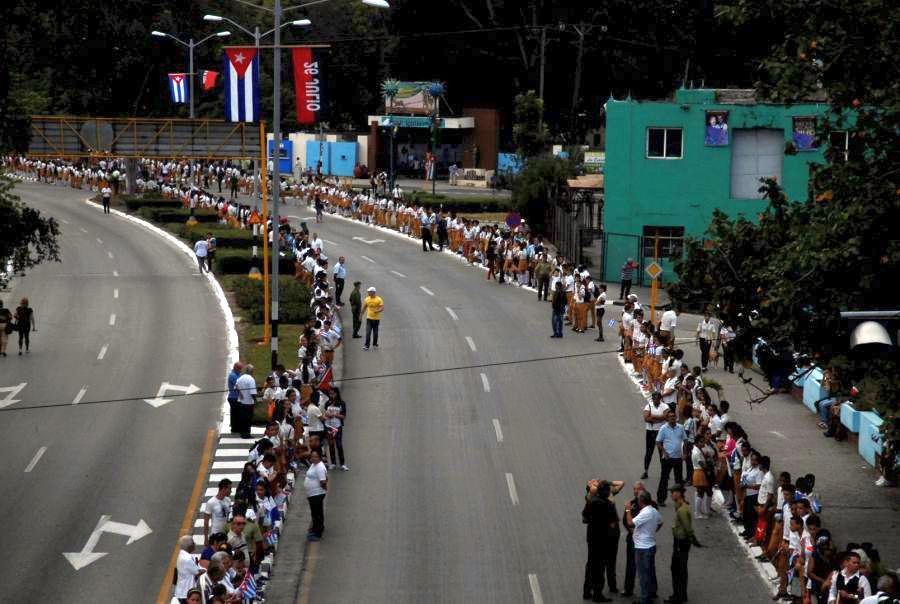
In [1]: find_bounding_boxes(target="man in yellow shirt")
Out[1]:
[362,286,384,350]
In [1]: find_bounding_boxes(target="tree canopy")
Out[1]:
[0,174,61,273]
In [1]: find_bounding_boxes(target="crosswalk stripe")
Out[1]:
[214,448,252,458]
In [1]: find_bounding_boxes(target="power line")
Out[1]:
[0,338,700,413]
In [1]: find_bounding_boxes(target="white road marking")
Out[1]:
[113,288,119,299]
[528,574,544,604]
[360,255,375,263]
[107,251,114,259]
[108,313,116,326]
[465,336,477,351]
[96,237,103,244]
[445,306,459,321]
[323,239,336,245]
[60,218,70,224]
[143,382,201,408]
[769,430,787,439]
[390,270,406,278]
[213,449,252,457]
[0,382,27,408]
[287,215,303,221]
[506,473,519,505]
[481,373,491,392]
[72,386,88,405]
[97,345,108,360]
[80,227,87,233]
[420,286,435,296]
[492,419,504,443]
[24,446,47,472]
[112,270,119,277]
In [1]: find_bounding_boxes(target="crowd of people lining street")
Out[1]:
[3,156,897,604]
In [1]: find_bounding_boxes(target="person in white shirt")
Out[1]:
[174,535,205,599]
[100,185,112,214]
[828,551,872,603]
[234,365,258,439]
[304,450,328,540]
[594,284,608,342]
[625,491,663,603]
[695,310,718,371]
[193,237,209,274]
[642,392,669,480]
[740,451,764,540]
[203,479,233,544]
[661,367,680,409]
[659,305,682,346]
[719,322,736,373]
[860,574,898,604]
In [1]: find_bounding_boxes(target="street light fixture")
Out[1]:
[220,0,388,369]
[150,29,231,118]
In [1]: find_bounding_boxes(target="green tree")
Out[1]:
[676,0,899,442]
[511,153,575,233]
[0,173,61,273]
[512,90,548,159]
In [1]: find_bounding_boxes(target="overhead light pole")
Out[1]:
[151,29,231,118]
[221,0,390,369]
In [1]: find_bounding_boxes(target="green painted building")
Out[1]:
[601,88,843,285]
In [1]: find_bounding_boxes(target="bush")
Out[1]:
[139,207,218,223]
[225,275,312,323]
[179,224,256,249]
[122,196,182,211]
[406,191,511,213]
[213,249,297,275]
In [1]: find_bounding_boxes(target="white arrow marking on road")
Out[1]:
[352,236,385,245]
[63,515,153,570]
[506,473,519,505]
[465,336,477,352]
[0,382,27,409]
[143,382,201,408]
[109,313,116,326]
[72,386,88,405]
[390,270,406,278]
[528,574,544,604]
[445,307,458,321]
[492,419,504,443]
[97,345,108,360]
[360,255,375,263]
[481,373,491,392]
[420,286,435,297]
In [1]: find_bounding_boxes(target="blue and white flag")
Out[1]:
[224,47,260,122]
[168,73,188,104]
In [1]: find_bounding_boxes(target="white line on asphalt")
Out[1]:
[323,239,336,245]
[420,286,435,296]
[481,373,491,392]
[96,237,103,244]
[506,473,519,505]
[109,313,116,326]
[113,288,119,299]
[112,270,119,277]
[465,336,477,351]
[60,219,70,224]
[97,345,108,360]
[80,227,87,233]
[360,255,375,263]
[769,430,787,439]
[493,418,504,443]
[72,386,88,405]
[107,251,114,259]
[287,215,303,221]
[528,574,544,604]
[390,270,406,278]
[24,446,47,473]
[445,306,458,321]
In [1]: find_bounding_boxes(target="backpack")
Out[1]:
[584,287,593,303]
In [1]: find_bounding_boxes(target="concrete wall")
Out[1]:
[602,89,832,283]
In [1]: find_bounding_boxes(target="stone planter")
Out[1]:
[839,401,861,433]
[858,411,883,467]
[802,367,826,414]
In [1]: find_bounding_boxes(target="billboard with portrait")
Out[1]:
[705,111,729,146]
[385,81,437,114]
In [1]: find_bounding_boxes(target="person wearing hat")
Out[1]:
[349,281,363,338]
[227,362,244,434]
[362,286,384,350]
[667,484,700,604]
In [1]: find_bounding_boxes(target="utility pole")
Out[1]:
[538,25,547,104]
[270,0,282,370]
[188,38,195,119]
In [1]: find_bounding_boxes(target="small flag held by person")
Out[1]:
[168,73,188,103]
[607,319,617,328]
[239,571,258,599]
[265,530,279,547]
[200,69,219,91]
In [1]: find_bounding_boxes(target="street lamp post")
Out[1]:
[219,0,389,369]
[151,29,231,118]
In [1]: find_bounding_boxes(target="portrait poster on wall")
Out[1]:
[705,111,729,146]
[792,116,818,150]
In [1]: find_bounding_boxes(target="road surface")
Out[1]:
[0,183,226,602]
[277,204,768,603]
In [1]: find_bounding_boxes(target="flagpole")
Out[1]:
[188,38,195,119]
[271,0,282,371]
[260,120,271,344]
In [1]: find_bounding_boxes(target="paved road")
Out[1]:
[276,205,767,603]
[0,183,226,602]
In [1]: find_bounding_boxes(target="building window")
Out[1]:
[646,128,683,159]
[829,131,850,162]
[642,226,685,260]
[730,129,784,199]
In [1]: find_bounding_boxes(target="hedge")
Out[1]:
[178,224,256,249]
[223,275,312,323]
[212,248,297,275]
[139,207,219,223]
[122,196,182,211]
[405,191,512,213]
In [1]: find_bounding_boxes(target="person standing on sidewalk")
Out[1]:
[235,365,258,439]
[696,310,717,371]
[205,232,217,274]
[101,184,112,213]
[582,480,615,602]
[534,253,552,301]
[0,300,12,357]
[621,481,645,599]
[15,298,36,355]
[349,281,362,338]
[656,410,686,506]
[595,284,608,342]
[619,258,637,300]
[420,209,435,251]
[642,392,669,479]
[667,484,700,604]
[332,256,347,307]
[304,450,328,541]
[625,491,663,604]
[362,286,384,350]
[720,321,736,373]
[193,237,209,274]
[227,362,243,434]
[550,282,566,338]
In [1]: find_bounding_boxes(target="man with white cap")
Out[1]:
[362,286,385,350]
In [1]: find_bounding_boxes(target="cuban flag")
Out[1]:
[224,47,260,122]
[239,572,258,600]
[168,73,188,104]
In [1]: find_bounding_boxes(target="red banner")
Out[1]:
[292,47,325,124]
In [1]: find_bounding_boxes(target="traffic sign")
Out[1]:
[645,262,663,280]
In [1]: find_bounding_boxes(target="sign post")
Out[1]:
[646,236,662,324]
[259,120,271,344]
